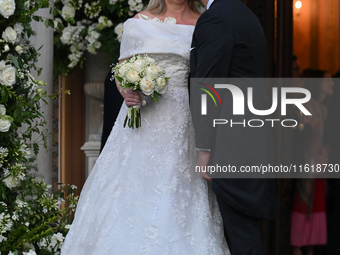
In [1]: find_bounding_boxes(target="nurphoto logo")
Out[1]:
[193,78,313,128]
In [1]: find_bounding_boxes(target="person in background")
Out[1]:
[291,69,334,255]
[324,70,340,255]
[100,71,124,152]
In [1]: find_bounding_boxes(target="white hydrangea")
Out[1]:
[24,0,30,9]
[0,60,6,71]
[0,104,6,115]
[14,23,24,34]
[60,24,84,45]
[15,198,28,208]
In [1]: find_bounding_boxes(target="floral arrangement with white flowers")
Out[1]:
[112,55,169,128]
[53,0,149,74]
[0,1,76,254]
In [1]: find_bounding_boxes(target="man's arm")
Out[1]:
[197,150,212,182]
[193,14,234,150]
[192,13,234,181]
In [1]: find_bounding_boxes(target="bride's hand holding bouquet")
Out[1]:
[112,55,169,128]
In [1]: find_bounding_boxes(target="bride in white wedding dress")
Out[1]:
[61,1,230,254]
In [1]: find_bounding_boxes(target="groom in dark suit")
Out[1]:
[190,0,276,254]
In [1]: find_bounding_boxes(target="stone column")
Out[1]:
[29,3,54,186]
[81,52,109,177]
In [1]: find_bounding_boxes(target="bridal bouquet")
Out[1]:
[112,55,169,128]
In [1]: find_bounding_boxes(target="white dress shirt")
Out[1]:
[207,0,215,10]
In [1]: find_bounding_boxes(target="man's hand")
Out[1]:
[197,150,212,182]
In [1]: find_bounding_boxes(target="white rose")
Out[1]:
[114,23,124,36]
[0,65,16,86]
[109,0,118,4]
[14,23,24,34]
[0,0,16,19]
[118,64,129,77]
[0,60,6,70]
[156,77,167,93]
[140,76,155,95]
[135,0,142,3]
[164,17,177,24]
[4,44,10,52]
[107,20,113,27]
[2,26,17,44]
[146,65,159,79]
[0,104,6,115]
[126,70,140,83]
[0,117,11,132]
[62,5,76,19]
[15,45,23,54]
[133,58,145,72]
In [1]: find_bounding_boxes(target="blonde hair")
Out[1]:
[145,0,200,15]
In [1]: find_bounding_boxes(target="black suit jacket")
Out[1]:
[190,0,276,219]
[100,71,124,152]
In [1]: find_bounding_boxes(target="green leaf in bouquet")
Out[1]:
[115,75,123,83]
[152,95,159,103]
[131,108,135,128]
[124,115,128,127]
[154,91,162,97]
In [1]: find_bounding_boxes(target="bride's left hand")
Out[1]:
[124,89,142,107]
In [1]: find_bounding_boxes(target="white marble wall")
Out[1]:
[29,5,54,186]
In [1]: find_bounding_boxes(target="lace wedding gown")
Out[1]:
[61,16,229,255]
